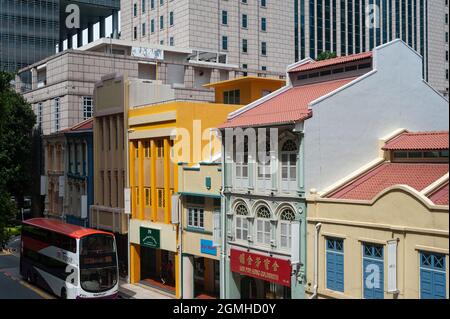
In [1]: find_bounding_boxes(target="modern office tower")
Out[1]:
[295,0,449,96]
[120,0,295,76]
[0,0,120,73]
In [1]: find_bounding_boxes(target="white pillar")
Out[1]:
[182,255,194,299]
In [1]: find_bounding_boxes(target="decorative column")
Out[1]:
[163,138,171,224]
[129,141,136,219]
[138,140,144,220]
[297,133,305,195]
[150,140,157,221]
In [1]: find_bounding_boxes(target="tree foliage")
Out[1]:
[0,71,36,248]
[316,51,337,61]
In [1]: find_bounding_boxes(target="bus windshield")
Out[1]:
[79,234,117,293]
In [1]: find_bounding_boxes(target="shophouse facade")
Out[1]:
[218,39,448,299]
[306,130,449,299]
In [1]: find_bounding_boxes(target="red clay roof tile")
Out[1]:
[383,131,449,151]
[288,51,373,73]
[219,77,356,128]
[327,162,449,201]
[427,182,449,206]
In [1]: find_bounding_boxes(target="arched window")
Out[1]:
[281,140,298,190]
[256,205,271,245]
[235,204,249,241]
[280,208,295,250]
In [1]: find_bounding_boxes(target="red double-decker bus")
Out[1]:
[20,218,119,299]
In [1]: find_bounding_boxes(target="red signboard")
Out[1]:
[230,249,292,287]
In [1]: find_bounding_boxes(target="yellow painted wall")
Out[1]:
[128,101,240,299]
[213,78,285,105]
[305,187,449,299]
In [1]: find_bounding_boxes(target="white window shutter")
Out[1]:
[290,221,300,264]
[171,194,179,224]
[387,240,398,293]
[124,188,131,214]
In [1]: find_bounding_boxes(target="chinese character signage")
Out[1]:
[200,239,217,256]
[140,227,160,249]
[230,249,291,287]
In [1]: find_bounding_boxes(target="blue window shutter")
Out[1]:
[433,271,446,299]
[335,253,344,292]
[326,251,336,290]
[420,268,434,299]
[420,252,447,299]
[362,244,384,299]
[326,238,344,292]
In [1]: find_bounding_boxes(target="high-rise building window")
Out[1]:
[348,0,354,53]
[261,41,267,55]
[222,10,228,25]
[134,3,138,17]
[169,36,174,46]
[317,0,323,53]
[242,14,248,28]
[261,17,267,31]
[324,0,331,52]
[169,11,174,26]
[309,0,315,57]
[151,19,155,33]
[142,0,146,13]
[151,0,155,9]
[142,23,146,36]
[160,15,164,29]
[340,0,346,55]
[261,0,267,7]
[134,26,137,39]
[160,0,164,5]
[53,98,60,132]
[242,0,248,4]
[222,36,228,50]
[83,97,93,120]
[242,39,248,53]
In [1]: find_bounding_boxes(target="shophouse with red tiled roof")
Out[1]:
[306,129,448,299]
[218,39,448,300]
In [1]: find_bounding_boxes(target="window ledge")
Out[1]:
[184,227,212,235]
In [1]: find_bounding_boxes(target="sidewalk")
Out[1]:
[119,279,175,299]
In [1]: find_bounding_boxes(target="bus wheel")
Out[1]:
[61,288,67,299]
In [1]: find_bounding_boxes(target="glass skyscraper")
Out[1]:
[295,0,449,96]
[0,0,120,73]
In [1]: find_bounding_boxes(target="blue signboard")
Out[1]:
[200,239,217,256]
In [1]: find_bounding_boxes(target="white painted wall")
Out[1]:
[303,40,449,193]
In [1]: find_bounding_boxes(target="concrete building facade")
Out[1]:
[16,38,270,136]
[120,0,295,75]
